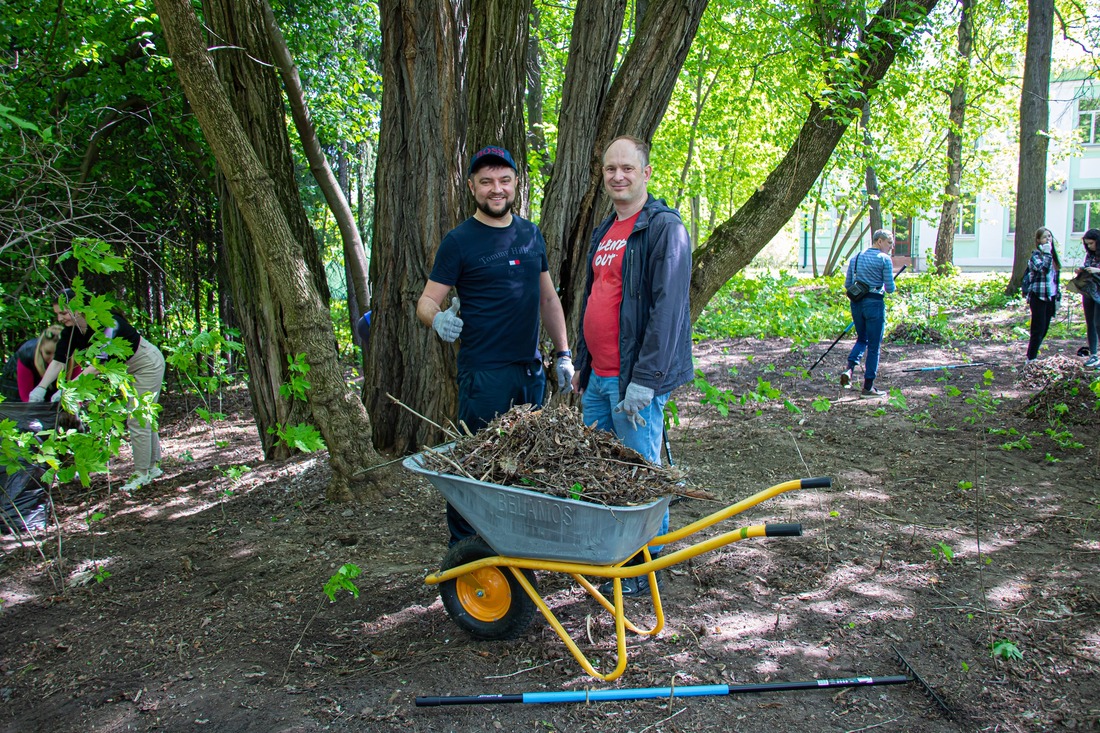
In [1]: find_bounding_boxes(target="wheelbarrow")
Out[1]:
[404,447,830,681]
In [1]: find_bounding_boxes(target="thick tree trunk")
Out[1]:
[466,0,531,217]
[367,0,466,454]
[934,0,973,271]
[689,0,938,321]
[156,0,385,501]
[1009,0,1053,294]
[551,0,708,329]
[540,0,627,280]
[202,0,326,459]
[526,5,550,177]
[863,104,883,233]
[261,0,371,315]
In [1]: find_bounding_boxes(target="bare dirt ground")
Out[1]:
[1,329,1098,733]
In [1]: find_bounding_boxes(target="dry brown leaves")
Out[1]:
[418,404,687,507]
[1017,354,1100,424]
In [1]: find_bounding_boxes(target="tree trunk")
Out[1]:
[863,104,883,233]
[689,0,938,321]
[539,0,627,281]
[156,0,385,501]
[550,0,709,329]
[466,0,531,217]
[934,0,973,271]
[367,0,467,454]
[261,0,371,315]
[1009,0,1053,294]
[526,5,550,177]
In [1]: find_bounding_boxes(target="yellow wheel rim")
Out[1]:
[456,567,513,622]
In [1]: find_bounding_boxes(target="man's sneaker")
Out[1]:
[839,369,852,389]
[598,572,662,598]
[860,386,887,399]
[147,465,164,480]
[1085,355,1100,369]
[121,472,152,492]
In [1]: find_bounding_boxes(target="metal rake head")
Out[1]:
[893,645,953,720]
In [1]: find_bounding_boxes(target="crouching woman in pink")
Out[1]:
[28,290,166,491]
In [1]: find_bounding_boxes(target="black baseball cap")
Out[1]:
[468,145,517,175]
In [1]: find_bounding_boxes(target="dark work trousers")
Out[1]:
[446,360,546,546]
[1026,294,1057,360]
[1083,293,1099,356]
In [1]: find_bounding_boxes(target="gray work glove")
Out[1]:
[28,386,47,402]
[51,389,62,403]
[555,355,574,394]
[432,297,463,342]
[614,382,654,429]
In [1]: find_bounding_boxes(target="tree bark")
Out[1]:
[550,0,708,328]
[155,0,385,501]
[367,0,467,454]
[689,0,939,321]
[1009,0,1053,294]
[526,5,550,177]
[261,0,371,315]
[934,0,973,271]
[466,0,531,217]
[201,0,325,459]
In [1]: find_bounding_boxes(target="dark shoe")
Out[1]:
[860,386,887,399]
[839,369,852,388]
[599,572,661,598]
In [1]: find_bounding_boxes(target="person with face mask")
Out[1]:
[1023,227,1062,363]
[1074,228,1100,368]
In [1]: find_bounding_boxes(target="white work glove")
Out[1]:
[432,297,463,342]
[1038,242,1051,254]
[28,386,47,402]
[614,382,654,429]
[555,355,574,394]
[51,390,62,403]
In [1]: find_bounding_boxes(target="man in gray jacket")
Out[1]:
[571,135,694,594]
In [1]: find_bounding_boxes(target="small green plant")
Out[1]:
[324,563,362,602]
[991,639,1023,661]
[569,482,583,500]
[957,480,973,491]
[1044,428,1083,450]
[932,541,955,563]
[94,566,112,583]
[279,354,313,401]
[1044,453,1061,463]
[269,423,327,452]
[999,435,1032,451]
[886,387,907,410]
[960,660,970,672]
[811,396,831,412]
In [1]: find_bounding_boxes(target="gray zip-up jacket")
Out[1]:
[574,194,694,400]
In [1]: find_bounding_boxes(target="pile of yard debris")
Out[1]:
[418,404,694,507]
[1017,354,1100,424]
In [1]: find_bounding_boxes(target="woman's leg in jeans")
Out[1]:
[1026,295,1052,360]
[1084,294,1099,355]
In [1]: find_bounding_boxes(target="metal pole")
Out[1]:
[415,675,911,707]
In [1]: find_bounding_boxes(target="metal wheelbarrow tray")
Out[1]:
[404,446,831,681]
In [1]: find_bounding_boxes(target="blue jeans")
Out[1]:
[846,297,886,383]
[581,373,670,552]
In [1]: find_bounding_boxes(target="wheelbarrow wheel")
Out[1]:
[440,536,537,641]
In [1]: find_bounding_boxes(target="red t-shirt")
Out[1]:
[583,212,640,377]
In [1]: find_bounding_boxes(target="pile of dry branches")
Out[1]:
[1018,355,1100,424]
[418,404,688,506]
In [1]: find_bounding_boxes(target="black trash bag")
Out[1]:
[0,462,49,534]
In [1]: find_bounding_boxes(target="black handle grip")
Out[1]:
[765,523,803,537]
[800,476,832,489]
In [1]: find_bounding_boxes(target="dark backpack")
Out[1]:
[1020,269,1032,296]
[0,352,19,401]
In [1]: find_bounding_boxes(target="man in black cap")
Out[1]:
[417,145,573,545]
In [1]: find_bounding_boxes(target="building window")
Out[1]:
[1079,97,1100,145]
[955,195,976,236]
[1073,189,1100,233]
[1007,206,1015,234]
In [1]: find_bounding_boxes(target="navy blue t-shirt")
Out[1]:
[429,216,548,372]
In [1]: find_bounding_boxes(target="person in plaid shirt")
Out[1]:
[1024,227,1062,362]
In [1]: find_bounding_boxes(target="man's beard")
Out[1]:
[476,198,512,220]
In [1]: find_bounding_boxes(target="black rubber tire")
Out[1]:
[439,536,538,641]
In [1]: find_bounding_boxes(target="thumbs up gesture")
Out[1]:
[432,297,463,342]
